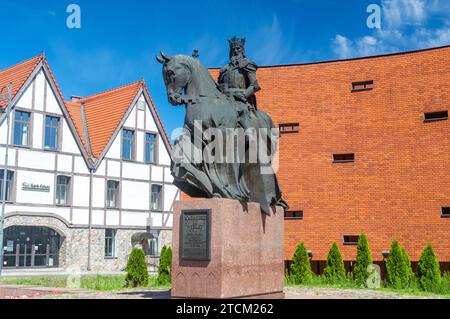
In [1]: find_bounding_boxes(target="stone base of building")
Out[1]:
[3,214,172,272]
[172,198,285,299]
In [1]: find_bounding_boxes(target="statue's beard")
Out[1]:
[231,53,244,62]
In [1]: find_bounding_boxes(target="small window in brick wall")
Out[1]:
[343,235,359,245]
[351,80,374,92]
[424,111,448,122]
[441,207,450,218]
[333,153,355,163]
[284,210,303,220]
[279,123,300,135]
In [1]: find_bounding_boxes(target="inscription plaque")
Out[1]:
[180,210,211,261]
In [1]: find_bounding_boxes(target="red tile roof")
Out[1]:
[65,80,171,160]
[0,54,171,165]
[0,54,43,108]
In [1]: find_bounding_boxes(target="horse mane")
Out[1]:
[172,55,221,96]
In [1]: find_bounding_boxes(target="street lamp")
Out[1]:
[0,82,12,277]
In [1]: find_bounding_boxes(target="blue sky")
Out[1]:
[0,0,448,137]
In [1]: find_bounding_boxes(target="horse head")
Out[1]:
[156,52,191,106]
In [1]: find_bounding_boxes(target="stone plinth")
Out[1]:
[172,198,285,299]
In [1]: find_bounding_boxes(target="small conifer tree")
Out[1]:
[323,242,346,283]
[158,245,172,284]
[386,241,413,289]
[416,244,441,292]
[353,233,373,287]
[125,248,149,287]
[290,243,313,284]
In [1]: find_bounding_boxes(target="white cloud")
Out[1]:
[383,0,427,28]
[332,0,450,59]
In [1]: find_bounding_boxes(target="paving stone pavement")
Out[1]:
[1,285,442,299]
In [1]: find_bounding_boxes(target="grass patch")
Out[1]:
[0,275,170,292]
[0,276,68,288]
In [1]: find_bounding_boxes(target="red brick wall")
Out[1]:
[200,46,450,263]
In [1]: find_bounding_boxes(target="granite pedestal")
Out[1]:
[172,198,285,299]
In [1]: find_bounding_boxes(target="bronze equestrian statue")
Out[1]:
[157,37,288,215]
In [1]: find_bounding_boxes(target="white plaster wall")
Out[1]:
[32,113,43,149]
[105,210,120,226]
[121,180,149,210]
[145,102,158,132]
[57,154,72,173]
[72,176,90,207]
[94,161,106,176]
[151,165,163,182]
[124,104,136,128]
[92,178,105,208]
[45,80,62,115]
[72,209,89,225]
[137,106,145,130]
[107,160,120,178]
[15,170,54,205]
[0,147,16,166]
[0,120,8,144]
[92,210,104,226]
[165,213,173,228]
[121,211,148,227]
[122,161,149,181]
[61,121,82,154]
[73,156,89,175]
[150,212,163,227]
[15,82,33,110]
[136,131,144,163]
[158,141,171,166]
[164,185,179,212]
[106,134,121,160]
[164,167,173,183]
[18,149,55,171]
[34,71,45,112]
[5,205,71,224]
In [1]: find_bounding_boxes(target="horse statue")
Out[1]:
[156,52,288,215]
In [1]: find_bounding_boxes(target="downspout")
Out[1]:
[80,102,95,271]
[87,168,93,271]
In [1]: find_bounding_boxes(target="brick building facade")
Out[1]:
[209,45,450,272]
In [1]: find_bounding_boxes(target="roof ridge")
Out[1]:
[80,80,142,102]
[209,45,450,70]
[0,53,43,74]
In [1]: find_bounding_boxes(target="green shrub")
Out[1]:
[125,248,149,288]
[353,233,373,287]
[416,244,441,292]
[290,243,313,284]
[158,245,172,284]
[386,241,413,289]
[323,242,346,284]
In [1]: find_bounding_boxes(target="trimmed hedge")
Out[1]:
[125,248,149,288]
[353,233,373,287]
[290,242,312,284]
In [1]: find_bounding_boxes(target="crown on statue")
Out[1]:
[229,36,246,49]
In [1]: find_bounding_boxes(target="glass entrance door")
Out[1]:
[2,226,61,268]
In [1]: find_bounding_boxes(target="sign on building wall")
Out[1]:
[21,182,50,193]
